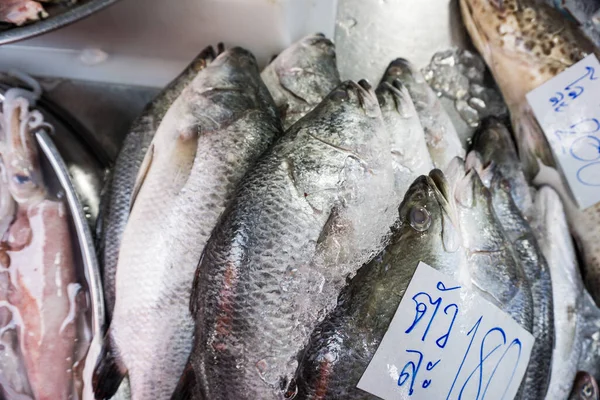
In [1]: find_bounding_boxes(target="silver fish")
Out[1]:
[98,46,216,321]
[531,186,584,400]
[445,158,534,333]
[376,63,434,198]
[460,0,600,308]
[172,80,397,399]
[291,171,467,399]
[261,33,340,129]
[467,151,554,400]
[380,58,465,171]
[92,47,282,400]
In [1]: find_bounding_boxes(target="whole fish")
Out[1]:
[381,58,465,171]
[0,93,82,400]
[93,47,282,400]
[290,172,466,399]
[445,158,534,333]
[172,80,396,400]
[99,45,216,321]
[569,372,600,400]
[470,118,533,218]
[531,186,584,400]
[459,0,600,306]
[467,151,554,400]
[261,33,341,129]
[376,65,434,197]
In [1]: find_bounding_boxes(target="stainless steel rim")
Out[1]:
[0,0,120,45]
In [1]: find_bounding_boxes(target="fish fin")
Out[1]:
[130,143,154,212]
[512,104,555,181]
[171,363,198,400]
[93,332,128,400]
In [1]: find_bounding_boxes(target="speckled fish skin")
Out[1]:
[0,95,81,400]
[467,152,554,400]
[380,58,465,171]
[471,118,534,218]
[376,71,434,198]
[461,0,600,309]
[447,158,533,333]
[531,187,584,400]
[569,371,600,400]
[261,33,340,129]
[99,46,216,321]
[174,80,394,400]
[93,47,282,400]
[459,0,599,178]
[290,172,466,400]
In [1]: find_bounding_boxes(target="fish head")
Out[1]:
[470,119,533,215]
[380,58,424,88]
[0,92,47,205]
[570,372,600,400]
[460,0,593,108]
[274,34,339,106]
[398,172,462,254]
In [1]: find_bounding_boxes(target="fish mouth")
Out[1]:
[331,80,378,112]
[382,58,414,83]
[459,0,496,61]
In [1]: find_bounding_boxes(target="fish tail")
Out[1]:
[170,362,197,400]
[92,332,127,400]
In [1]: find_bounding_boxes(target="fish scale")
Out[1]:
[460,0,600,308]
[92,47,282,400]
[99,46,216,321]
[173,80,396,400]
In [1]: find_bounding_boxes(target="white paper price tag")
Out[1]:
[357,262,534,400]
[526,54,600,210]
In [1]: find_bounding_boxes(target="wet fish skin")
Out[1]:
[291,172,465,399]
[381,58,465,171]
[173,80,394,400]
[459,0,598,178]
[569,372,600,400]
[376,73,434,197]
[99,46,216,321]
[0,95,81,400]
[467,151,554,400]
[447,158,534,333]
[261,33,340,129]
[461,0,600,312]
[93,47,282,400]
[470,117,533,218]
[531,186,584,400]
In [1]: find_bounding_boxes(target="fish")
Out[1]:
[470,118,534,218]
[261,33,341,129]
[578,290,600,387]
[380,58,465,171]
[289,171,466,399]
[172,80,397,400]
[459,0,599,178]
[460,0,600,307]
[467,151,554,400]
[376,66,434,197]
[0,1,48,26]
[92,47,283,400]
[98,45,216,322]
[444,157,534,333]
[569,372,600,400]
[531,186,584,400]
[0,93,83,400]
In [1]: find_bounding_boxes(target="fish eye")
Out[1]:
[583,382,593,397]
[409,206,431,232]
[13,174,31,185]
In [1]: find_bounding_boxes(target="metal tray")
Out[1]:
[0,0,119,46]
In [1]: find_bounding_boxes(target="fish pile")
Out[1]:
[0,88,91,399]
[0,0,77,26]
[2,0,600,399]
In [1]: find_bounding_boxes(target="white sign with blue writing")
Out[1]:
[526,53,600,210]
[357,262,534,400]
